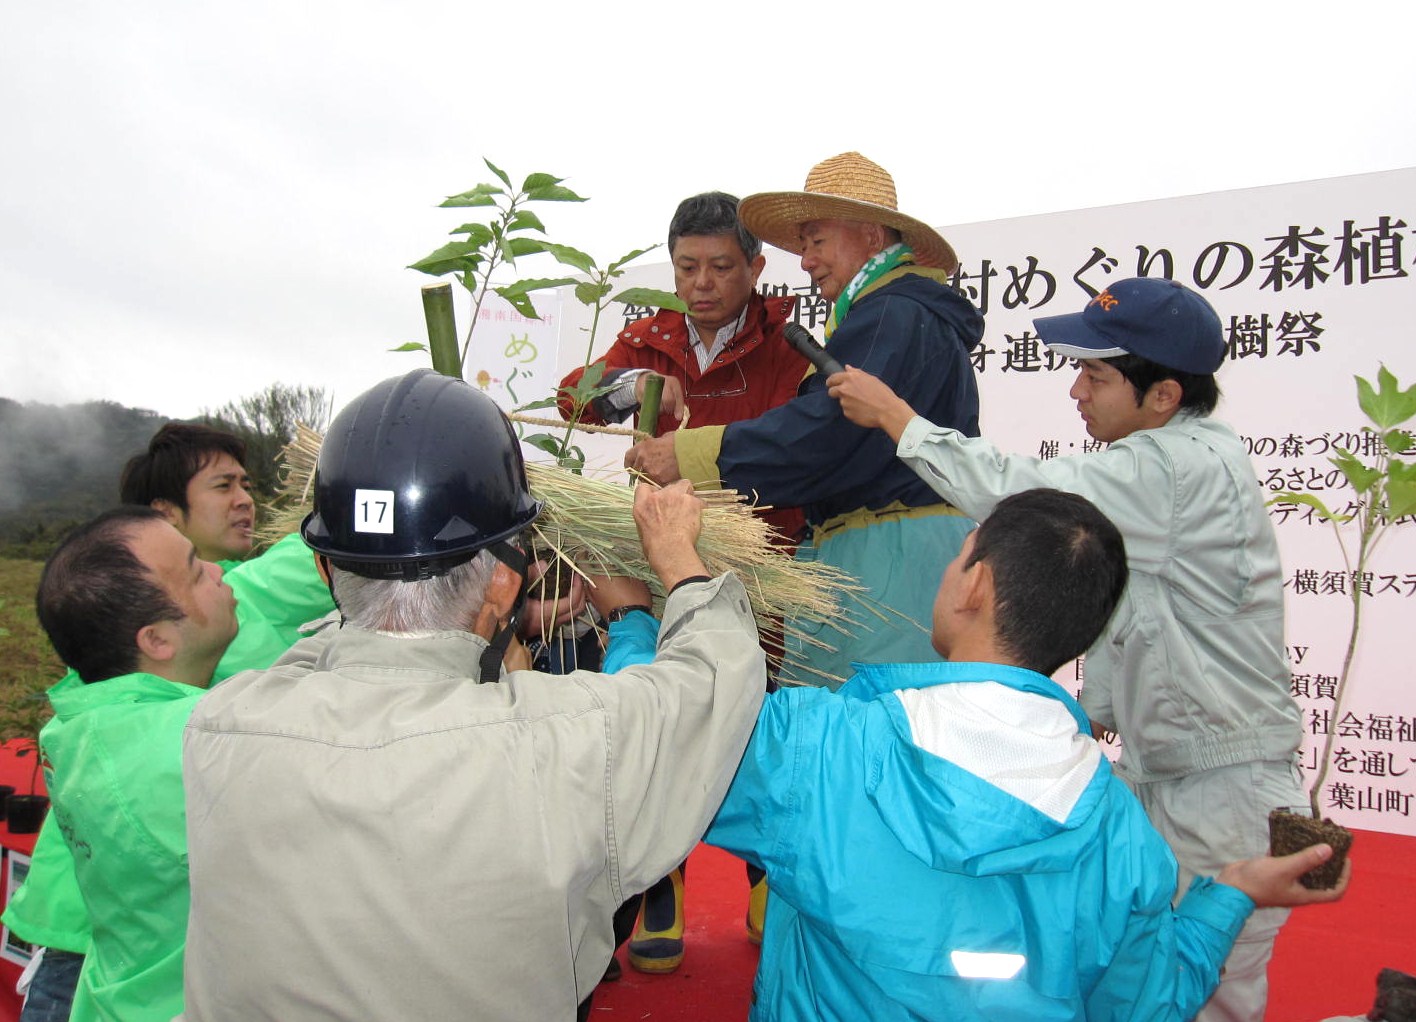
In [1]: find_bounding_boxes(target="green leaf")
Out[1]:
[607,245,658,273]
[526,184,588,203]
[498,289,540,319]
[1266,490,1350,523]
[1332,448,1382,493]
[506,209,547,234]
[439,183,502,208]
[560,364,608,405]
[1383,429,1414,455]
[497,276,579,298]
[558,448,586,472]
[514,396,562,413]
[409,241,485,276]
[560,386,616,414]
[1356,366,1416,429]
[389,341,429,353]
[521,433,564,458]
[580,361,606,390]
[1389,458,1416,483]
[540,243,596,274]
[448,223,495,246]
[483,158,512,189]
[1386,457,1416,517]
[612,287,688,313]
[1388,478,1416,520]
[505,237,549,258]
[521,172,563,191]
[575,280,612,305]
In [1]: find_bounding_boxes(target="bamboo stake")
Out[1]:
[421,282,462,379]
[638,373,664,437]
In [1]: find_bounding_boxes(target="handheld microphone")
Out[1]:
[782,324,845,378]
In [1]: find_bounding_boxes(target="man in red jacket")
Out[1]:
[558,191,807,545]
[557,192,807,975]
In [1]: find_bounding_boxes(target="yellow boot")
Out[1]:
[746,874,768,946]
[627,867,686,973]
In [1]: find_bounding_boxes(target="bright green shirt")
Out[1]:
[214,531,335,682]
[43,672,203,1022]
[1,532,334,954]
[0,671,87,952]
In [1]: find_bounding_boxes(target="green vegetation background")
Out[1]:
[0,386,327,739]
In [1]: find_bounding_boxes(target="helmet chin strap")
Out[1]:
[313,554,347,625]
[478,615,519,684]
[478,540,530,684]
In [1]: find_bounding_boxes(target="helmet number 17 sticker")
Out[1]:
[354,489,395,534]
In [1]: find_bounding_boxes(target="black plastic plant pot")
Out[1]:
[0,786,14,821]
[5,794,49,834]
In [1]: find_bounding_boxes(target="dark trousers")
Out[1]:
[20,949,84,1022]
[576,895,643,1021]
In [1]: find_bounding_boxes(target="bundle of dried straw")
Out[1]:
[263,424,867,683]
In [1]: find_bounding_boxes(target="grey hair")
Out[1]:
[668,192,762,261]
[333,550,498,632]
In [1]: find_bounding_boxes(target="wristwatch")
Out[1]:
[605,604,653,623]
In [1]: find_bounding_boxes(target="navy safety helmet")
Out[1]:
[301,369,542,581]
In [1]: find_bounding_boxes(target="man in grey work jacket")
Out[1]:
[179,369,766,1022]
[827,277,1305,1022]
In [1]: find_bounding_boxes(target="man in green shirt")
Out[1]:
[119,422,256,566]
[6,423,334,1022]
[30,505,240,1022]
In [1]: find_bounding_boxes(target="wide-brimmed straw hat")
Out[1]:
[738,152,958,273]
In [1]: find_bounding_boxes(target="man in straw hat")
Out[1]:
[827,278,1309,1022]
[625,152,983,687]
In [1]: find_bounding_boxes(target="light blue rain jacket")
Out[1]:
[703,660,1255,1022]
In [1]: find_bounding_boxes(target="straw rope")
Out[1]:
[506,412,641,439]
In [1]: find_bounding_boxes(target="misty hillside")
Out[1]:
[0,397,171,556]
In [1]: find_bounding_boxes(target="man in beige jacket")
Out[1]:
[180,370,766,1021]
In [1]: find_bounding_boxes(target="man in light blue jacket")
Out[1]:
[702,488,1345,1021]
[827,277,1308,1021]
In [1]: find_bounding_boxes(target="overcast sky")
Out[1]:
[2,0,1411,420]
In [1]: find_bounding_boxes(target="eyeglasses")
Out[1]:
[687,360,748,400]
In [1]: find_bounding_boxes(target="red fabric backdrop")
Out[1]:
[0,738,1408,1022]
[0,740,48,1022]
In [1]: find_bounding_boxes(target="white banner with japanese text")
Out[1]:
[536,168,1415,835]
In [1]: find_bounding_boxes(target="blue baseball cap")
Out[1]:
[1034,277,1225,375]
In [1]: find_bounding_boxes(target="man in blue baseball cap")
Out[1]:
[826,277,1306,1022]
